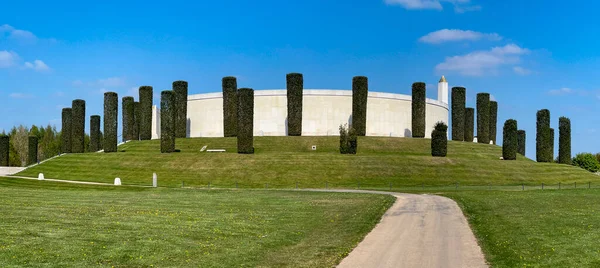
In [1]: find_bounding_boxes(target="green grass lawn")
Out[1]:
[0,178,394,267]
[18,136,598,188]
[445,189,600,267]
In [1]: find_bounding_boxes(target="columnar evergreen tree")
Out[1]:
[90,115,101,152]
[502,119,518,160]
[464,108,475,142]
[237,88,254,154]
[517,130,526,156]
[222,76,238,137]
[558,117,571,164]
[352,76,368,136]
[490,101,498,145]
[173,80,188,138]
[286,73,303,136]
[27,136,38,166]
[451,87,466,141]
[0,135,8,166]
[160,90,176,153]
[139,86,153,140]
[431,122,448,157]
[122,96,134,141]
[71,99,86,153]
[536,109,551,162]
[133,101,140,140]
[412,82,426,138]
[476,93,490,144]
[61,108,72,153]
[104,92,118,153]
[550,128,555,161]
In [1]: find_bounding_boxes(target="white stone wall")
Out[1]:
[154,89,448,139]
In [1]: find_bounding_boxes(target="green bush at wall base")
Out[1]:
[517,130,526,156]
[490,101,498,145]
[122,97,134,141]
[476,93,490,144]
[558,117,571,165]
[451,87,466,141]
[0,135,9,166]
[139,86,153,140]
[431,122,448,157]
[104,92,118,153]
[536,109,552,162]
[237,88,255,154]
[27,136,38,166]
[161,90,176,153]
[71,99,86,153]
[339,124,357,154]
[90,115,101,152]
[464,108,475,142]
[352,76,368,136]
[173,80,188,138]
[412,82,426,138]
[502,119,518,160]
[287,73,303,136]
[61,108,72,153]
[222,77,238,137]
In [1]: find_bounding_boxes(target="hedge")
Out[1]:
[558,117,571,164]
[352,76,368,136]
[536,109,551,162]
[222,77,238,137]
[431,122,448,157]
[104,92,118,153]
[71,99,86,153]
[339,124,357,154]
[90,115,101,152]
[173,80,188,138]
[489,101,498,145]
[133,101,140,141]
[122,96,134,141]
[61,108,72,153]
[412,82,426,138]
[464,108,475,142]
[502,119,518,160]
[160,90,176,153]
[139,86,153,140]
[0,135,8,166]
[550,128,555,161]
[517,130,526,156]
[27,136,38,166]
[476,93,490,144]
[237,88,254,154]
[287,73,303,136]
[451,87,466,141]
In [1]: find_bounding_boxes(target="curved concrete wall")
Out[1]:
[181,89,448,138]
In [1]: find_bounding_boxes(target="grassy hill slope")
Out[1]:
[17,136,598,188]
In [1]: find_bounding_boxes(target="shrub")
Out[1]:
[90,115,101,152]
[27,136,38,166]
[476,93,490,144]
[103,92,118,153]
[133,101,140,140]
[558,117,571,164]
[502,119,518,160]
[339,124,357,154]
[536,109,551,162]
[572,153,600,173]
[160,90,176,153]
[412,82,426,138]
[451,87,466,141]
[489,101,498,145]
[71,99,86,153]
[431,122,448,157]
[0,135,8,166]
[139,86,153,140]
[464,108,475,142]
[237,88,254,154]
[352,76,368,136]
[61,108,72,153]
[222,77,238,137]
[517,130,526,156]
[173,80,188,138]
[122,96,134,141]
[287,73,303,136]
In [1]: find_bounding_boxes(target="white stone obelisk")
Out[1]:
[438,75,448,104]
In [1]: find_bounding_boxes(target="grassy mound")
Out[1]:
[17,136,597,188]
[0,178,393,267]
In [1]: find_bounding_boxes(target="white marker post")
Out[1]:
[153,173,157,188]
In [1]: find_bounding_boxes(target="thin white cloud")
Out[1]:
[384,0,480,12]
[548,88,573,96]
[97,77,126,88]
[9,93,34,99]
[435,44,529,76]
[513,66,532,76]
[0,50,19,68]
[419,29,501,44]
[0,24,38,43]
[24,60,50,72]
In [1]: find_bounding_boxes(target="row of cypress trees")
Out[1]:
[220,78,255,153]
[535,109,571,164]
[60,100,88,154]
[451,88,499,144]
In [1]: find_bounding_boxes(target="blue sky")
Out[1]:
[1,0,599,160]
